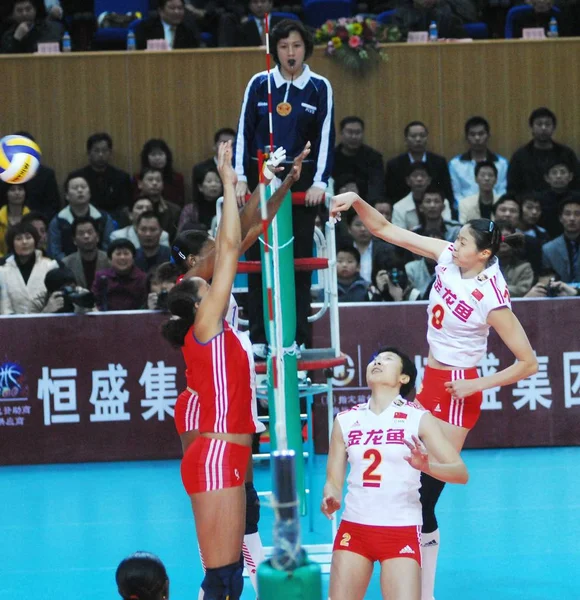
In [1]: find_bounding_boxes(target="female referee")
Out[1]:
[322,346,468,600]
[162,141,253,600]
[330,192,538,600]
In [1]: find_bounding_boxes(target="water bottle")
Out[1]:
[428,20,438,42]
[127,30,136,51]
[62,31,71,52]
[548,17,558,38]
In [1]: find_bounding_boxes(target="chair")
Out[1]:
[303,0,353,29]
[504,4,560,39]
[463,22,489,39]
[376,9,396,24]
[93,0,149,46]
[271,11,301,21]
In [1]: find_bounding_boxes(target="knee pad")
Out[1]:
[420,473,446,534]
[245,481,260,534]
[201,562,243,600]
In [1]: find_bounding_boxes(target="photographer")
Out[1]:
[146,261,180,310]
[367,255,407,302]
[525,275,580,298]
[41,267,95,314]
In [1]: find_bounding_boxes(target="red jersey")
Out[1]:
[182,320,256,434]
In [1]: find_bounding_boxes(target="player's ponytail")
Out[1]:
[493,220,526,253]
[116,552,169,600]
[161,279,201,348]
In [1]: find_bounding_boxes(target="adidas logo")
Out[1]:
[422,539,439,547]
[434,404,442,413]
[399,545,415,555]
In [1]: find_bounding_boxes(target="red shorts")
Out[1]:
[416,366,482,429]
[174,388,199,435]
[180,435,251,495]
[333,520,421,565]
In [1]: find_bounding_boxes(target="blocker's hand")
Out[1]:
[330,192,362,221]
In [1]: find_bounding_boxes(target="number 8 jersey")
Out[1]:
[427,245,511,368]
[337,397,426,527]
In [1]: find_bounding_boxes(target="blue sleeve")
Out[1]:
[234,74,260,181]
[47,218,64,262]
[312,77,335,188]
[449,157,462,201]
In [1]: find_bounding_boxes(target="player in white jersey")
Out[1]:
[322,347,468,600]
[330,191,538,600]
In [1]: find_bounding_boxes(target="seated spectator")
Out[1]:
[1,0,64,54]
[180,167,222,232]
[225,0,286,47]
[115,551,169,600]
[518,192,550,245]
[392,162,452,230]
[542,196,580,284]
[134,212,172,274]
[41,266,95,314]
[374,200,392,222]
[367,255,406,302]
[405,231,443,301]
[0,183,30,257]
[495,221,534,298]
[135,0,200,50]
[21,211,49,255]
[111,197,171,249]
[48,0,95,51]
[385,121,454,208]
[525,275,579,298]
[458,161,500,223]
[449,117,508,204]
[146,261,180,310]
[537,160,574,239]
[336,245,369,303]
[0,222,58,314]
[192,127,235,205]
[412,185,461,242]
[511,0,573,38]
[133,139,185,207]
[68,133,132,227]
[62,216,110,290]
[137,168,181,241]
[13,131,60,218]
[333,116,385,204]
[182,0,244,46]
[92,239,148,311]
[393,0,465,40]
[48,175,115,261]
[507,107,580,195]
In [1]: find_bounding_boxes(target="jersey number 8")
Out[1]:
[431,304,445,330]
[362,449,382,488]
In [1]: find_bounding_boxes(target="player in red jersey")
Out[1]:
[331,192,538,600]
[162,141,253,600]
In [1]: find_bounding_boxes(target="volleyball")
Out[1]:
[0,135,42,184]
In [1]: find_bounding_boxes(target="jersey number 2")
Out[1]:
[431,304,445,330]
[362,449,382,488]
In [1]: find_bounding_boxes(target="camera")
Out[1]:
[156,289,169,311]
[546,279,559,298]
[387,268,408,289]
[61,285,96,310]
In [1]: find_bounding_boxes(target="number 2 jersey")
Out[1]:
[427,244,511,368]
[337,397,426,527]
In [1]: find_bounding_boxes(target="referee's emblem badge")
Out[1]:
[276,102,292,117]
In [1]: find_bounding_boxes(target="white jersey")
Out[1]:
[225,294,239,330]
[338,397,426,527]
[427,245,511,368]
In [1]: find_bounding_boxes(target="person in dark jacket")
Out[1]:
[135,0,200,50]
[336,245,370,303]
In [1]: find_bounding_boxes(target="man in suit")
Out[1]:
[135,0,200,50]
[235,0,285,47]
[542,196,580,284]
[62,216,109,290]
[385,120,454,212]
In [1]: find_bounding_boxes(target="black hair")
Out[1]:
[337,244,361,264]
[5,221,39,254]
[345,208,365,226]
[474,160,498,178]
[494,219,525,251]
[465,218,522,257]
[135,211,161,228]
[517,191,541,205]
[464,116,490,136]
[150,261,180,285]
[404,121,428,137]
[21,210,48,228]
[159,0,183,8]
[558,194,580,215]
[11,0,46,19]
[140,139,175,182]
[64,173,89,194]
[405,161,430,178]
[44,267,77,295]
[116,551,169,600]
[171,229,211,272]
[421,184,444,201]
[334,173,359,193]
[369,345,417,399]
[131,196,154,210]
[0,181,26,205]
[161,279,202,347]
[340,116,365,130]
[213,127,236,145]
[139,167,163,181]
[491,194,521,216]
[71,216,99,237]
[529,107,556,128]
[543,158,572,176]
[270,19,313,65]
[107,238,136,259]
[86,132,113,152]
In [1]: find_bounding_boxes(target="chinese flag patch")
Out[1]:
[472,289,484,301]
[394,412,407,420]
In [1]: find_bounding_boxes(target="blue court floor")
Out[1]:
[0,447,578,600]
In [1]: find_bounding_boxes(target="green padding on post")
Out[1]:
[261,189,305,514]
[258,557,322,600]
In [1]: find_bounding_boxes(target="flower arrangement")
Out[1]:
[314,16,401,73]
